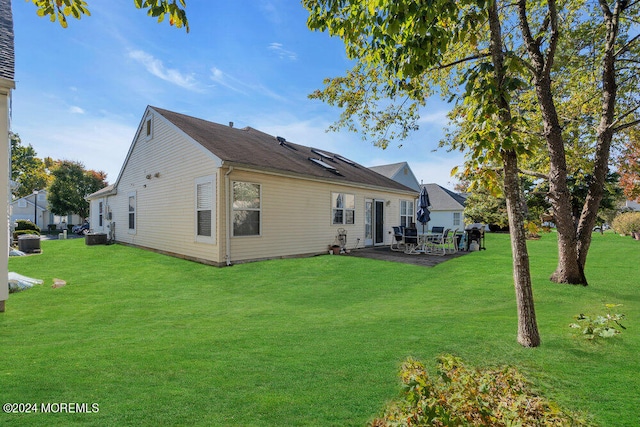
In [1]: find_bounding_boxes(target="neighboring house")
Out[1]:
[369,162,420,192]
[10,189,82,231]
[370,162,467,232]
[1,0,15,311]
[624,200,640,211]
[87,106,418,265]
[421,183,467,232]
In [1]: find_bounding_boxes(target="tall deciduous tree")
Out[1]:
[305,0,639,288]
[305,0,541,346]
[10,132,51,198]
[517,0,639,284]
[29,0,189,31]
[48,160,107,219]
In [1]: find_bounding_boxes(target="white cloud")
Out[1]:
[209,67,249,95]
[268,43,297,61]
[209,67,288,102]
[418,109,450,126]
[69,106,85,114]
[128,49,201,92]
[20,115,136,184]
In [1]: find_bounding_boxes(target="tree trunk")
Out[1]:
[576,0,621,269]
[489,0,540,347]
[517,0,587,285]
[503,150,541,347]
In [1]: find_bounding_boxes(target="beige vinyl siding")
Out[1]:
[223,168,406,263]
[112,111,221,263]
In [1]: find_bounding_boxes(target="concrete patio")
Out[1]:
[348,245,470,267]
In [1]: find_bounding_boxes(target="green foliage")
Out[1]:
[15,219,41,234]
[611,211,640,235]
[371,355,587,426]
[463,186,508,228]
[10,133,51,198]
[30,0,189,32]
[30,0,91,28]
[48,160,107,218]
[570,304,626,340]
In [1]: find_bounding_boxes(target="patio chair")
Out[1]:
[390,226,406,252]
[425,228,448,256]
[444,228,459,254]
[403,227,421,255]
[431,226,444,235]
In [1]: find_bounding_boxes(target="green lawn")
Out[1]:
[2,233,639,426]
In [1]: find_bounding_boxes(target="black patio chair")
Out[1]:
[390,226,406,252]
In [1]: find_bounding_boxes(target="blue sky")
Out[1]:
[11,0,463,188]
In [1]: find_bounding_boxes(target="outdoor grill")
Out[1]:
[464,223,486,251]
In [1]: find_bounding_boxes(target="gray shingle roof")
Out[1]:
[152,107,417,194]
[423,183,466,210]
[0,0,15,81]
[369,162,405,178]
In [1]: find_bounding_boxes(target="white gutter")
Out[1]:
[224,166,234,266]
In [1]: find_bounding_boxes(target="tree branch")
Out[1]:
[614,33,640,58]
[432,52,492,71]
[519,169,549,180]
[612,118,640,133]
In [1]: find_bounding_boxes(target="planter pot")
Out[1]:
[331,246,341,255]
[633,232,640,240]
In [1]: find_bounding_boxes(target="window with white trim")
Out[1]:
[332,192,355,225]
[453,212,461,227]
[99,201,103,227]
[128,192,136,233]
[400,200,414,228]
[232,181,261,237]
[195,175,216,243]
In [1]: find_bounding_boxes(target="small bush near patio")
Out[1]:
[371,355,587,426]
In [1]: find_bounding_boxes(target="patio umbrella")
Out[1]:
[416,185,431,234]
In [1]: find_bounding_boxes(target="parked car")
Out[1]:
[73,221,90,235]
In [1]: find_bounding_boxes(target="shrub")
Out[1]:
[13,230,40,242]
[15,219,41,234]
[570,303,626,340]
[611,211,640,235]
[370,354,588,426]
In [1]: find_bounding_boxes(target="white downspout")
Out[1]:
[224,166,234,266]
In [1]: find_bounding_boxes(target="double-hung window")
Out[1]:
[195,176,216,243]
[332,192,355,225]
[400,200,414,228]
[453,212,461,227]
[232,182,261,237]
[99,201,103,227]
[128,192,136,233]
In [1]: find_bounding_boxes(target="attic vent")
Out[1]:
[335,154,357,167]
[309,157,341,175]
[311,148,335,161]
[276,136,297,150]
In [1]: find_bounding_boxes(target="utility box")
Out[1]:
[18,234,41,253]
[85,233,107,246]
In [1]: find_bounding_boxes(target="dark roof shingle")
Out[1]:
[152,107,416,194]
[0,0,15,81]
